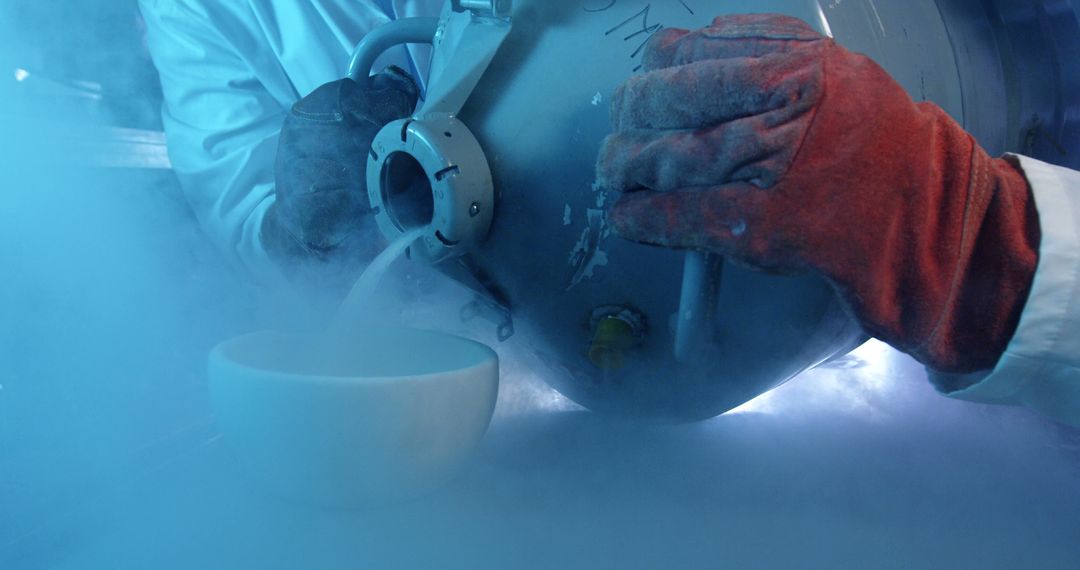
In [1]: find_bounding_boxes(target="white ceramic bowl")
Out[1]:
[208,327,498,507]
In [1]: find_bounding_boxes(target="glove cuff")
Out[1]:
[913,147,1041,373]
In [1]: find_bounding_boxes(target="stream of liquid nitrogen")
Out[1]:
[329,227,428,337]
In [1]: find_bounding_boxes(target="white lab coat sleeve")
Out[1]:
[139,0,287,281]
[933,154,1080,427]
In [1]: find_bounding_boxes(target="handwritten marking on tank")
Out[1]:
[606,6,663,70]
[584,1,699,71]
[583,0,696,14]
[583,0,618,11]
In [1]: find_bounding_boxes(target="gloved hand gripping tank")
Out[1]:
[351,0,1004,421]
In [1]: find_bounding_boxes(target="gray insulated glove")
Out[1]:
[263,67,420,272]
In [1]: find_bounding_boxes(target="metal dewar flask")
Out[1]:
[354,0,1077,421]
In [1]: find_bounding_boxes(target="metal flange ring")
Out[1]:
[367,114,494,262]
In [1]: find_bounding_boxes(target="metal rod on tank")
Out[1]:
[347,18,441,82]
[674,251,723,363]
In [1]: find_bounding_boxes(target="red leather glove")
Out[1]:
[597,14,1040,374]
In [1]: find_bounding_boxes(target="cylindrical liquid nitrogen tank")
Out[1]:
[360,0,1080,421]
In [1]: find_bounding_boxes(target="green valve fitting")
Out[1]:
[588,309,645,371]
